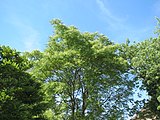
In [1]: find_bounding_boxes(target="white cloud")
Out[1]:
[9,16,41,51]
[23,28,40,51]
[96,0,121,21]
[95,0,154,43]
[96,0,127,30]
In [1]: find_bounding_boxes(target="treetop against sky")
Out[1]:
[0,0,160,51]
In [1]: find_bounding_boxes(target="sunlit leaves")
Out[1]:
[33,19,135,119]
[126,36,160,117]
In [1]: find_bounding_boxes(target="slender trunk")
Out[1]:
[82,93,86,116]
[71,69,78,120]
[82,88,88,117]
[71,102,75,120]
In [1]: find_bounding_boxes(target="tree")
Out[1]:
[0,46,46,120]
[33,19,135,119]
[23,50,43,67]
[130,38,160,117]
[120,18,160,118]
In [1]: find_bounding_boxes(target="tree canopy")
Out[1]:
[1,18,160,120]
[119,18,160,119]
[30,19,136,119]
[128,37,160,119]
[0,46,46,120]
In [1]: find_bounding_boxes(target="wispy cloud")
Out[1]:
[9,16,41,51]
[96,0,126,30]
[95,0,154,43]
[23,27,40,51]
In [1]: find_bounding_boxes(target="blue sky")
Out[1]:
[0,0,160,51]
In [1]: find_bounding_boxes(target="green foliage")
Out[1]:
[3,18,160,119]
[0,46,46,120]
[123,37,160,117]
[154,17,160,35]
[33,19,135,119]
